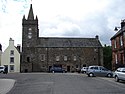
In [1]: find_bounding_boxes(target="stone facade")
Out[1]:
[21,4,103,72]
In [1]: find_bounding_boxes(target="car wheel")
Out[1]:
[115,76,119,82]
[89,73,94,77]
[107,73,112,77]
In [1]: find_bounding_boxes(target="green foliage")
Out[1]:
[103,45,112,70]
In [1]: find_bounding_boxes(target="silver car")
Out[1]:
[86,66,113,77]
[114,68,125,82]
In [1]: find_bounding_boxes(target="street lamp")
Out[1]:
[114,27,121,31]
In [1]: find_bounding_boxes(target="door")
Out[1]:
[67,66,70,72]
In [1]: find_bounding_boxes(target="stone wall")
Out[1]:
[21,47,103,72]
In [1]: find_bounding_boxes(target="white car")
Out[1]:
[114,67,125,82]
[81,67,88,73]
[0,66,5,73]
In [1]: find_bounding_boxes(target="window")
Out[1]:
[114,39,117,48]
[27,57,30,62]
[10,50,14,55]
[74,56,77,61]
[64,56,67,61]
[76,65,78,68]
[56,56,60,61]
[28,28,32,31]
[10,65,14,72]
[94,67,98,70]
[120,36,123,46]
[115,54,118,64]
[10,57,14,63]
[39,54,45,61]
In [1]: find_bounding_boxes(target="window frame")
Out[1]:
[10,50,14,55]
[10,57,14,64]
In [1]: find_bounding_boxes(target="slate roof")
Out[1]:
[37,37,102,48]
[110,29,122,40]
[111,26,125,40]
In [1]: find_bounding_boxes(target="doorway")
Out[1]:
[67,66,70,72]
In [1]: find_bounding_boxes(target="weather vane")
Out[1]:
[31,0,32,4]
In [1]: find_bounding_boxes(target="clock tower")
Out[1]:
[22,4,39,72]
[22,4,39,48]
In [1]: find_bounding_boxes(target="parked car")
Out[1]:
[86,66,113,77]
[50,67,65,73]
[81,67,88,73]
[114,67,125,82]
[0,66,5,73]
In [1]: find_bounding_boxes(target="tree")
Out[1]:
[103,45,112,70]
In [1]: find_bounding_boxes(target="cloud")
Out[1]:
[40,15,81,37]
[1,0,125,50]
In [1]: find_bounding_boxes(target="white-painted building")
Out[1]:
[1,38,20,73]
[0,44,2,66]
[0,51,2,66]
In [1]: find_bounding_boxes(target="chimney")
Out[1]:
[121,19,125,28]
[9,38,14,46]
[17,44,21,52]
[95,35,99,40]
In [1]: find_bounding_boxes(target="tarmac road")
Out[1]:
[0,73,125,94]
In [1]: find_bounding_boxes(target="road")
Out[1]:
[0,73,125,94]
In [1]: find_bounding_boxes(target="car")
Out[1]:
[81,67,88,73]
[114,67,125,82]
[86,65,113,77]
[0,66,5,73]
[50,67,65,73]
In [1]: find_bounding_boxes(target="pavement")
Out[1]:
[0,79,15,94]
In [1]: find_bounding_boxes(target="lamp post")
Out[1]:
[46,47,49,72]
[114,27,120,31]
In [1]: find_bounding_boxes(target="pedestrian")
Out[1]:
[4,67,8,74]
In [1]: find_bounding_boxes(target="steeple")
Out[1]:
[27,4,34,20]
[0,44,2,51]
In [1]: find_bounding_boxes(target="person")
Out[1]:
[4,67,8,74]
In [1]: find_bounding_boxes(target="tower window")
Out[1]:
[27,57,30,62]
[28,28,32,31]
[74,56,77,61]
[39,54,45,61]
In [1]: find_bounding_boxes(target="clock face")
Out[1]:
[28,27,32,39]
[28,32,32,39]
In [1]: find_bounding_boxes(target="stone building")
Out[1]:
[21,4,103,72]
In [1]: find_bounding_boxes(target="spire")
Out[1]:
[23,15,26,20]
[27,4,34,20]
[35,15,38,20]
[0,44,2,51]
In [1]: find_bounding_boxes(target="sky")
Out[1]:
[0,0,125,51]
